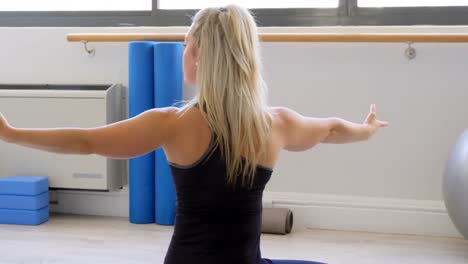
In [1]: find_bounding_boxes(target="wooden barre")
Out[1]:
[67,33,468,43]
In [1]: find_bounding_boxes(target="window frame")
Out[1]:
[0,0,347,27]
[1,0,468,27]
[348,0,468,25]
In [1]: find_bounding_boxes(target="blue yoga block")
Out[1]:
[0,192,49,210]
[0,206,49,225]
[0,176,49,196]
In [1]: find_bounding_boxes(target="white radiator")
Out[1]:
[0,84,127,191]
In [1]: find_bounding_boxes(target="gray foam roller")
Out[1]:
[261,208,293,235]
[443,130,468,239]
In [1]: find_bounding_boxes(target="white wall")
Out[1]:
[264,41,468,200]
[1,26,468,237]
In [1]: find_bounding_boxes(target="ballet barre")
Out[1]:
[67,33,468,60]
[67,33,468,43]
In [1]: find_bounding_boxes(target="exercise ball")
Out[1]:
[443,130,468,239]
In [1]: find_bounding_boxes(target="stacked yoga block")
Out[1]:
[0,176,49,225]
[128,42,183,225]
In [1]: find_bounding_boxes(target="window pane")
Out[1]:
[359,0,468,7]
[159,0,338,10]
[0,0,151,11]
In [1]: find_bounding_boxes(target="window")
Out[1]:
[2,0,468,26]
[158,0,338,10]
[353,0,468,26]
[359,0,468,7]
[0,0,151,11]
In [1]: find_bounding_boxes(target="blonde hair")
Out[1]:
[184,5,271,187]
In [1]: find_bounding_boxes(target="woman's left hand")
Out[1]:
[0,112,12,141]
[363,104,388,138]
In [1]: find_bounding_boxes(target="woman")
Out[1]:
[0,5,387,264]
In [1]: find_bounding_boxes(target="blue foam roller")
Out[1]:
[0,192,49,210]
[128,41,156,224]
[0,206,49,225]
[0,176,48,195]
[154,43,183,225]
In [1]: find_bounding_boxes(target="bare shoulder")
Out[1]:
[144,106,180,122]
[147,106,179,115]
[268,106,292,117]
[158,105,208,136]
[268,106,301,127]
[142,106,182,136]
[266,107,298,145]
[267,106,336,151]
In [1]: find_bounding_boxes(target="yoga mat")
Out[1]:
[261,208,294,235]
[153,42,183,225]
[128,41,156,224]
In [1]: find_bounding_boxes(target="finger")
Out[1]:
[370,104,376,114]
[367,111,376,119]
[378,120,389,127]
[365,113,375,125]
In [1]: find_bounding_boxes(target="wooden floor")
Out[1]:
[0,214,467,264]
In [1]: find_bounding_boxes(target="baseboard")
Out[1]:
[49,187,129,218]
[48,188,462,238]
[263,192,462,238]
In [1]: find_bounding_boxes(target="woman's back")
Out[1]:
[162,107,279,264]
[163,107,281,171]
[165,129,273,263]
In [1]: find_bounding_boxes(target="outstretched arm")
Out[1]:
[273,104,388,152]
[0,107,178,159]
[323,104,388,144]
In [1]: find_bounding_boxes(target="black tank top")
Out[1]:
[164,134,273,264]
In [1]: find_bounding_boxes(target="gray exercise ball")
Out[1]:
[443,130,468,239]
